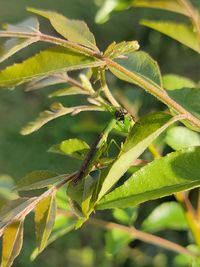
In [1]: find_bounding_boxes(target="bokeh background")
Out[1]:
[0,0,200,266]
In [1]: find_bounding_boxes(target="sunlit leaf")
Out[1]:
[95,0,119,24]
[141,20,200,53]
[1,220,24,267]
[109,51,162,88]
[31,215,75,260]
[97,112,180,201]
[97,147,200,209]
[165,126,200,150]
[0,46,102,88]
[20,102,74,135]
[28,7,98,51]
[162,74,196,90]
[15,170,67,191]
[49,86,88,97]
[141,202,188,232]
[104,41,139,59]
[132,0,187,15]
[0,198,35,231]
[49,138,89,159]
[35,194,57,252]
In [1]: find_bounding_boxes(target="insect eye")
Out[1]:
[115,108,128,121]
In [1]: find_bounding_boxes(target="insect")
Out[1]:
[73,108,134,184]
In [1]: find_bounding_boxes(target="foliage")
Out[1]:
[0,2,200,266]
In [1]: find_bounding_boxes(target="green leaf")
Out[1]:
[132,0,187,15]
[4,17,39,33]
[0,198,35,231]
[81,176,96,216]
[105,228,132,256]
[109,51,162,88]
[97,147,200,209]
[15,170,67,191]
[1,220,24,267]
[104,41,140,59]
[141,20,200,53]
[168,88,200,121]
[0,17,40,63]
[0,46,102,88]
[28,7,98,51]
[165,126,200,150]
[95,0,119,24]
[112,207,138,225]
[141,202,188,232]
[49,86,88,98]
[20,102,74,135]
[31,215,75,260]
[25,75,66,92]
[0,38,38,64]
[97,112,180,201]
[35,194,57,252]
[49,138,89,159]
[162,74,196,90]
[0,175,16,201]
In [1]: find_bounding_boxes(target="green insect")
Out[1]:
[73,107,134,184]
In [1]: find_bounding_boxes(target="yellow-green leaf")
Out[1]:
[0,38,38,64]
[109,51,162,88]
[141,20,200,53]
[132,0,187,15]
[162,74,196,90]
[49,86,88,98]
[0,46,102,88]
[20,102,74,135]
[0,17,40,63]
[49,138,89,159]
[15,170,67,191]
[25,75,66,92]
[97,147,200,209]
[35,194,57,252]
[28,7,98,51]
[104,41,139,59]
[1,220,24,267]
[97,112,180,201]
[0,198,35,231]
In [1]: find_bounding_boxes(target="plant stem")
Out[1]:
[1,31,200,129]
[100,70,120,107]
[105,58,200,129]
[176,192,200,247]
[148,144,161,159]
[58,210,197,258]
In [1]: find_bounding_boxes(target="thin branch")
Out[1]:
[0,31,200,129]
[58,210,197,258]
[0,173,76,237]
[100,70,120,107]
[105,58,200,129]
[148,144,161,159]
[176,192,200,247]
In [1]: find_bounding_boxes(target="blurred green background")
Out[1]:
[0,0,200,266]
